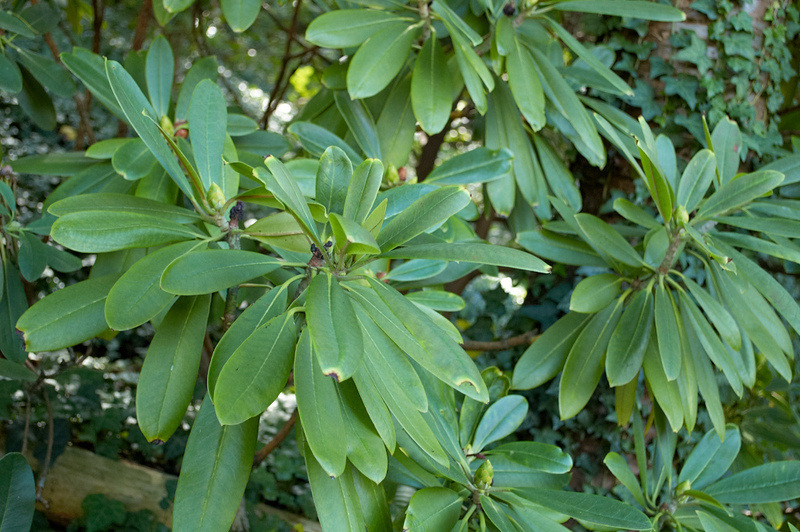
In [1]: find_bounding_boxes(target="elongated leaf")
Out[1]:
[287,122,363,164]
[305,452,365,530]
[0,261,27,362]
[574,213,646,268]
[105,240,202,330]
[654,281,681,380]
[449,27,489,114]
[606,288,654,386]
[405,290,464,312]
[306,273,363,380]
[486,441,572,474]
[552,0,685,21]
[560,297,625,419]
[106,60,194,197]
[679,425,740,490]
[520,487,652,530]
[214,313,296,425]
[0,10,36,37]
[190,79,227,191]
[335,91,382,159]
[603,452,646,507]
[330,213,380,255]
[512,312,591,390]
[161,249,282,295]
[403,488,463,531]
[376,74,416,167]
[0,453,35,532]
[145,36,173,118]
[51,211,200,252]
[683,277,740,351]
[344,159,383,224]
[0,54,22,94]
[111,139,157,181]
[62,48,125,119]
[136,295,211,441]
[16,275,117,352]
[534,136,582,210]
[15,49,75,98]
[411,33,453,134]
[175,56,219,120]
[472,395,528,451]
[706,462,800,504]
[677,149,716,212]
[613,198,659,229]
[347,23,420,99]
[49,192,200,223]
[316,145,353,216]
[295,329,347,477]
[381,242,549,272]
[262,156,321,243]
[517,228,606,267]
[339,381,389,483]
[696,170,784,219]
[306,10,410,48]
[173,396,258,532]
[507,38,545,130]
[569,273,622,313]
[377,187,470,251]
[426,148,512,186]
[221,0,260,32]
[366,278,488,402]
[17,67,56,130]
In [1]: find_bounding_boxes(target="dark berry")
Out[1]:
[503,2,516,16]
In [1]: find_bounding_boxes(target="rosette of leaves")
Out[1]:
[11,54,562,530]
[604,417,800,531]
[0,4,75,130]
[302,0,684,216]
[514,116,800,439]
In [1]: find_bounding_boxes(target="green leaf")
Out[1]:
[334,91,383,159]
[173,396,258,532]
[486,441,572,474]
[512,312,592,390]
[711,117,742,186]
[365,278,488,402]
[679,425,740,490]
[450,28,490,114]
[377,187,470,251]
[15,49,75,98]
[696,170,783,219]
[613,198,659,229]
[606,288,654,387]
[306,10,410,48]
[48,192,200,223]
[706,462,800,504]
[677,149,716,212]
[405,290,464,312]
[376,74,416,168]
[347,23,420,99]
[403,487,463,531]
[111,139,157,181]
[0,453,35,532]
[175,56,219,121]
[344,159,383,225]
[507,38,545,131]
[330,213,381,255]
[136,295,211,441]
[11,151,94,177]
[190,79,227,191]
[62,48,126,120]
[432,1,482,46]
[17,67,56,130]
[305,452,366,530]
[0,11,36,37]
[642,338,684,431]
[306,273,363,381]
[163,0,194,13]
[339,381,389,483]
[569,273,622,313]
[426,148,513,186]
[574,213,646,269]
[295,329,348,477]
[316,146,353,216]
[106,60,194,197]
[105,241,201,330]
[214,313,297,425]
[287,122,363,164]
[543,18,631,96]
[552,0,685,21]
[161,249,282,295]
[0,261,27,362]
[683,277,740,351]
[226,113,257,136]
[654,281,681,380]
[0,54,22,94]
[0,359,35,382]
[16,274,118,352]
[472,395,528,451]
[17,232,47,282]
[221,0,260,32]
[381,242,549,273]
[517,228,606,267]
[86,138,130,160]
[262,156,321,244]
[145,36,173,119]
[411,33,453,135]
[603,452,646,507]
[520,487,653,530]
[714,214,800,238]
[534,136,582,211]
[51,211,200,253]
[560,297,625,419]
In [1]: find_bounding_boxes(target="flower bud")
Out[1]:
[676,205,689,225]
[159,115,174,137]
[474,459,493,491]
[207,183,226,212]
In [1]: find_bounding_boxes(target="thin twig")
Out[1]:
[222,203,244,331]
[261,0,303,128]
[460,331,538,352]
[131,0,152,52]
[253,409,298,467]
[21,394,31,455]
[36,387,55,503]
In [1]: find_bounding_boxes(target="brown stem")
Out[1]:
[657,229,683,275]
[37,387,54,503]
[222,203,244,331]
[91,0,104,54]
[460,330,538,352]
[416,129,447,181]
[253,409,298,467]
[260,0,303,129]
[132,0,152,52]
[21,395,31,455]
